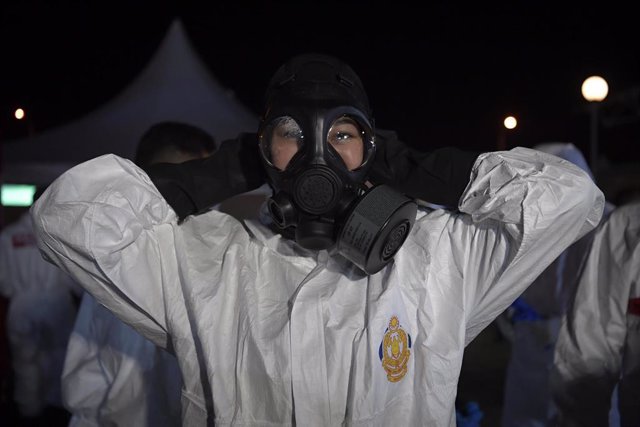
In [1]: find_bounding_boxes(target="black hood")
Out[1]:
[262,53,372,122]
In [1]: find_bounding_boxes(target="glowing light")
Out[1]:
[581,76,608,102]
[1,184,37,207]
[14,108,25,120]
[503,116,517,129]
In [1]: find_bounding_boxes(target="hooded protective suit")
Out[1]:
[500,142,615,427]
[30,142,603,425]
[62,292,183,427]
[0,211,80,417]
[551,200,640,427]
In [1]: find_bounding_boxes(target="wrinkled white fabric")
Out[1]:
[500,142,612,427]
[552,201,640,427]
[62,184,272,427]
[63,292,182,427]
[31,147,603,426]
[60,186,272,427]
[0,211,79,416]
[516,143,598,318]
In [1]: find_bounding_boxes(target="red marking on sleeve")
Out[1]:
[11,234,36,248]
[629,298,640,316]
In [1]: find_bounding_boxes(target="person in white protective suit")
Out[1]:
[62,121,217,427]
[551,199,640,427]
[30,53,605,426]
[499,142,616,427]
[0,193,81,426]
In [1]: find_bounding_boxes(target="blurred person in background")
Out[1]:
[132,119,271,222]
[133,120,216,167]
[551,196,640,427]
[61,121,215,427]
[499,142,615,427]
[0,185,81,427]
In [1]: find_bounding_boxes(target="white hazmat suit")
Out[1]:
[62,291,183,426]
[0,211,80,417]
[552,200,640,427]
[31,147,603,426]
[500,142,615,427]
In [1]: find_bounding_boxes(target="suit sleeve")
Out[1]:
[453,147,604,341]
[31,154,178,349]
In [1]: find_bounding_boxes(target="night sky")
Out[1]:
[1,1,638,163]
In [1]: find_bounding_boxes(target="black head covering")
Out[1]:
[262,53,372,121]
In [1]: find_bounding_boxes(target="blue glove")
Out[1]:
[456,401,484,427]
[510,297,542,322]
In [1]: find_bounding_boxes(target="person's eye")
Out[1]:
[331,131,356,144]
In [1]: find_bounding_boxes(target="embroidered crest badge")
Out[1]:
[379,315,412,382]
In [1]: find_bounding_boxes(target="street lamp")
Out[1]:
[13,106,36,137]
[581,75,608,179]
[497,115,517,150]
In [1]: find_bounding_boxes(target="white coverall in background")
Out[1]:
[500,142,615,427]
[63,292,182,426]
[552,200,640,427]
[0,211,80,418]
[31,147,603,426]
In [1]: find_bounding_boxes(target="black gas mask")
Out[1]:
[258,54,417,274]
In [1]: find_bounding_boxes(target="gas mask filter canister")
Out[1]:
[337,184,417,274]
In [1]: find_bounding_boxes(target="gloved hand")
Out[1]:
[145,132,266,220]
[455,401,484,427]
[369,129,481,208]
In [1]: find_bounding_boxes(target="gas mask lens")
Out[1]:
[260,116,304,171]
[326,117,366,171]
[260,114,375,173]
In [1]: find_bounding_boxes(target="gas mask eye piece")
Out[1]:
[259,116,304,171]
[326,117,366,171]
[325,114,376,176]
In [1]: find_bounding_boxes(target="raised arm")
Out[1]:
[31,154,179,348]
[145,132,265,220]
[369,129,481,208]
[451,147,605,340]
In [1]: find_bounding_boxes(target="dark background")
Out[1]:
[1,1,639,163]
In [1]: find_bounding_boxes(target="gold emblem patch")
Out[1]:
[379,315,411,382]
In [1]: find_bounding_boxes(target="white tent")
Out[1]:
[1,19,258,185]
